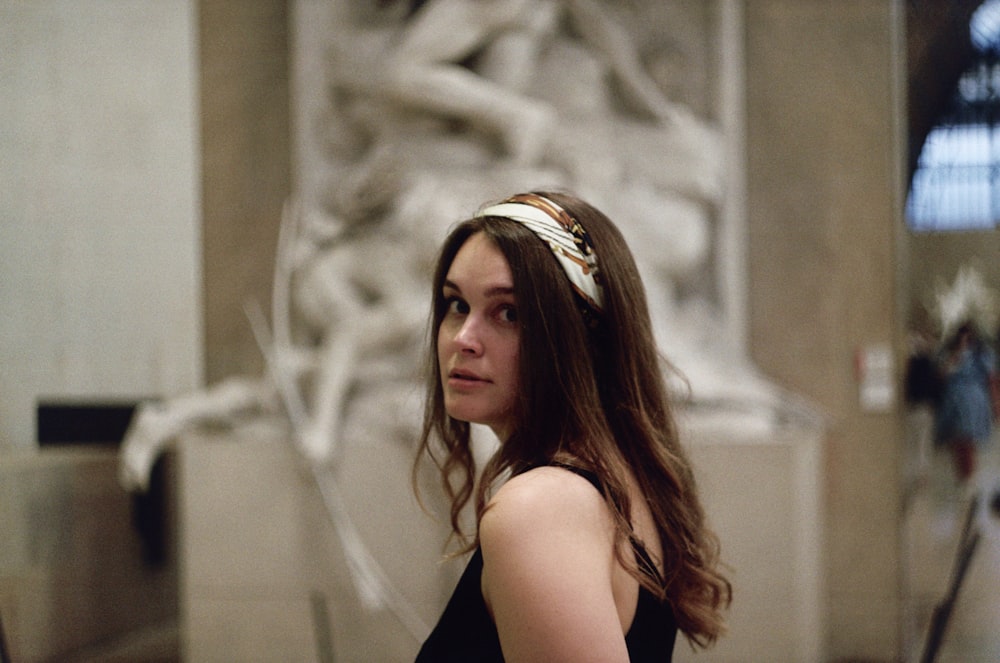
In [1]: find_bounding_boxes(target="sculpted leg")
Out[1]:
[118,378,278,492]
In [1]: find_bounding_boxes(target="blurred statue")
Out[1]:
[120,0,780,647]
[326,0,699,165]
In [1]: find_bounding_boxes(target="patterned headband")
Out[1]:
[475,193,604,319]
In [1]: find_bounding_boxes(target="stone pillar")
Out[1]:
[744,1,905,660]
[200,0,291,383]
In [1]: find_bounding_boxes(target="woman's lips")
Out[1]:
[447,369,489,387]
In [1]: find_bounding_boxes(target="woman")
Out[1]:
[414,191,731,662]
[934,321,999,483]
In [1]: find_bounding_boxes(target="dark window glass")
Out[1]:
[907,0,1000,231]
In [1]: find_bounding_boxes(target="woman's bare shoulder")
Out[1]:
[481,465,611,548]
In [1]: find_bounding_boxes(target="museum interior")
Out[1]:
[2,1,1000,662]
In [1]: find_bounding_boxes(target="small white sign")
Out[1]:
[857,343,895,412]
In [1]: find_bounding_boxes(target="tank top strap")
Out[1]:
[546,462,665,584]
[548,461,603,493]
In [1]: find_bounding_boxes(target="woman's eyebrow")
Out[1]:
[484,285,515,297]
[442,280,514,298]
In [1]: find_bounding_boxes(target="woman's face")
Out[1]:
[437,232,521,440]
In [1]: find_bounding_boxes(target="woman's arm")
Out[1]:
[479,466,630,663]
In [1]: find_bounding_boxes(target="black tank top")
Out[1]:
[415,468,678,662]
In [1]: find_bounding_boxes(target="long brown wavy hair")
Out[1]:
[413,190,731,647]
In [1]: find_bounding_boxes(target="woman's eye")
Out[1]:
[445,297,468,315]
[498,305,518,323]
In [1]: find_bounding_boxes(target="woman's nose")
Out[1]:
[454,316,483,355]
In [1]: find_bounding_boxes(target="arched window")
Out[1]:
[907,0,1000,231]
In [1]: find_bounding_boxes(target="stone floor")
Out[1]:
[59,621,179,663]
[901,408,1000,663]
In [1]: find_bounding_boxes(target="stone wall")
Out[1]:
[0,1,202,450]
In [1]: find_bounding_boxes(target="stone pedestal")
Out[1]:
[676,410,824,663]
[178,423,455,662]
[179,409,823,662]
[0,447,176,662]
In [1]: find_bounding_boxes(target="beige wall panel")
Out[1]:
[0,0,202,448]
[200,1,291,383]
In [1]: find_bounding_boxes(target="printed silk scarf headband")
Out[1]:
[475,193,605,324]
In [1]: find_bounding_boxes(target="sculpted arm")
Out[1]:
[563,0,680,123]
[392,0,535,64]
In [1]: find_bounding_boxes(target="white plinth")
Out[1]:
[675,408,824,663]
[179,408,824,662]
[178,422,455,662]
